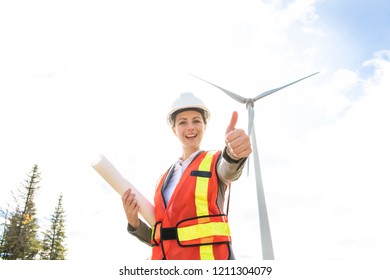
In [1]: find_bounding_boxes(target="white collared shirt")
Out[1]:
[163,150,202,205]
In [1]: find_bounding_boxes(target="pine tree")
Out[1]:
[40,193,67,260]
[2,164,41,259]
[0,205,10,258]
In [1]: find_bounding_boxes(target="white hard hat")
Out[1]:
[167,92,210,126]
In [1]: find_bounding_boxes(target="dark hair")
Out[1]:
[171,107,207,127]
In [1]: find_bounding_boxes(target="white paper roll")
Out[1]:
[91,154,155,226]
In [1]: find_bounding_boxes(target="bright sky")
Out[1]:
[1,0,390,263]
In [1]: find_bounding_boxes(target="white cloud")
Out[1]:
[269,51,390,259]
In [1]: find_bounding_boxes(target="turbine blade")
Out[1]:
[254,72,320,101]
[190,74,247,104]
[251,126,274,260]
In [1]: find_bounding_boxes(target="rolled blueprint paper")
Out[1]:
[91,154,155,226]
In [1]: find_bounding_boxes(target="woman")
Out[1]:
[122,92,252,260]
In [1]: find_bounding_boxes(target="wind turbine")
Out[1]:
[192,72,319,260]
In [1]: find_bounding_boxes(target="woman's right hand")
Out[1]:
[122,188,141,229]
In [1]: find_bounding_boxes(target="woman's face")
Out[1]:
[172,110,205,152]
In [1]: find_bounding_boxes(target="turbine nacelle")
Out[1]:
[245,98,255,109]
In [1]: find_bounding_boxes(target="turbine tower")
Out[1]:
[192,72,319,260]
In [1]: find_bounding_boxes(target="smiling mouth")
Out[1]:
[185,134,197,139]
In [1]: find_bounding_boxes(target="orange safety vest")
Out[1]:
[151,151,232,260]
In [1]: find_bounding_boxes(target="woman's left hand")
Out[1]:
[225,111,252,159]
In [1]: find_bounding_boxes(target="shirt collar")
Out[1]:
[176,149,203,171]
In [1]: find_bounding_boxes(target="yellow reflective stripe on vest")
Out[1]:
[177,222,231,241]
[195,152,215,217]
[200,244,214,260]
[195,151,215,260]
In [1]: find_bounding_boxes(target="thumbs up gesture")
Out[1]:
[225,111,252,160]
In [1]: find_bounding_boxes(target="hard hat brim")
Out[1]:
[167,106,210,126]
